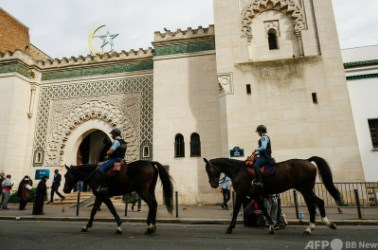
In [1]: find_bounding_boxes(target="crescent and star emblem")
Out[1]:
[88,25,119,55]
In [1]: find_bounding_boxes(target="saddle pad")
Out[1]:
[246,165,276,177]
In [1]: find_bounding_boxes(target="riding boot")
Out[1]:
[252,166,264,188]
[96,172,108,194]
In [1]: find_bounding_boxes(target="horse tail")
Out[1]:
[308,156,343,206]
[153,162,174,214]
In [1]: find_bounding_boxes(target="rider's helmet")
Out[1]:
[110,128,122,136]
[256,125,267,134]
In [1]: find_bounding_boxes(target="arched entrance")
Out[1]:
[76,130,111,192]
[76,130,111,165]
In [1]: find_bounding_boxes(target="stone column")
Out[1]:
[295,30,304,57]
[27,84,37,118]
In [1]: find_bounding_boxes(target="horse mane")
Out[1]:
[71,164,98,173]
[210,158,245,168]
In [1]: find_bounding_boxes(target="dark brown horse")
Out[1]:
[203,157,342,235]
[63,161,173,235]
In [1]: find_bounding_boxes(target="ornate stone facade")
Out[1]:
[44,96,141,166]
[241,0,307,38]
[33,75,153,167]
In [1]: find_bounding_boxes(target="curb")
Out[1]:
[0,216,378,226]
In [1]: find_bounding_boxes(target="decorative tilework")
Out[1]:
[41,60,153,81]
[154,40,215,56]
[346,73,378,81]
[33,75,153,166]
[344,60,378,69]
[0,62,31,78]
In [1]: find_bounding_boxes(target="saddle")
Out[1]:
[98,160,127,177]
[245,155,276,177]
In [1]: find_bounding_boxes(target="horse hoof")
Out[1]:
[303,229,312,236]
[116,230,122,235]
[81,228,88,232]
[144,228,154,235]
[225,229,232,234]
[328,223,337,230]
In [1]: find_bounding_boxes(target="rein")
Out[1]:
[78,166,98,184]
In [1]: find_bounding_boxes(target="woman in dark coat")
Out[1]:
[32,176,48,215]
[17,176,33,210]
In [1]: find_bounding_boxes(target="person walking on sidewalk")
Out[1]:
[17,176,33,210]
[220,175,232,210]
[131,192,142,212]
[33,176,48,215]
[0,172,4,204]
[48,169,65,203]
[1,174,13,209]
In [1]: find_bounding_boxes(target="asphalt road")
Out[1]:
[0,220,377,250]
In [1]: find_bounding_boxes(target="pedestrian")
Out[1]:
[264,194,279,230]
[17,176,33,210]
[219,175,231,210]
[131,192,142,212]
[1,174,13,209]
[33,176,48,215]
[48,169,65,203]
[0,172,4,204]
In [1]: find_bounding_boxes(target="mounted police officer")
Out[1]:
[252,125,273,189]
[96,128,127,193]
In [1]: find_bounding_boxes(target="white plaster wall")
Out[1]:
[348,78,378,181]
[153,53,222,204]
[0,74,34,188]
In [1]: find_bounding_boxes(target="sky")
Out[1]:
[0,0,377,58]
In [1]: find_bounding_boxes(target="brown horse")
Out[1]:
[63,161,173,235]
[203,157,342,235]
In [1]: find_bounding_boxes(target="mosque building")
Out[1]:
[0,0,377,204]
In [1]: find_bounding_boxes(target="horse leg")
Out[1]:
[82,196,103,232]
[102,196,123,234]
[226,193,243,234]
[139,190,157,235]
[315,195,336,230]
[255,196,275,234]
[302,191,317,235]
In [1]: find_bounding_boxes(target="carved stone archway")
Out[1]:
[241,0,307,38]
[45,100,139,166]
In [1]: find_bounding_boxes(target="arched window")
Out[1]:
[143,146,150,158]
[174,134,185,158]
[35,152,42,164]
[190,133,201,157]
[268,29,279,50]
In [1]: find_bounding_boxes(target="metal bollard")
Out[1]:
[354,189,362,219]
[175,191,179,218]
[293,190,299,219]
[124,198,128,217]
[76,190,81,216]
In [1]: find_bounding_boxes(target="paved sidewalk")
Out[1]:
[0,202,377,224]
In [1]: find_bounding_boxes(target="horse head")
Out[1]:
[203,158,221,189]
[63,164,77,194]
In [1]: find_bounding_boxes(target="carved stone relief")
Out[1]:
[44,94,141,166]
[241,0,307,38]
[218,73,234,95]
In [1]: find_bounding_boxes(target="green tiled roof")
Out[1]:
[41,60,153,81]
[347,73,378,81]
[344,59,378,69]
[154,40,215,57]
